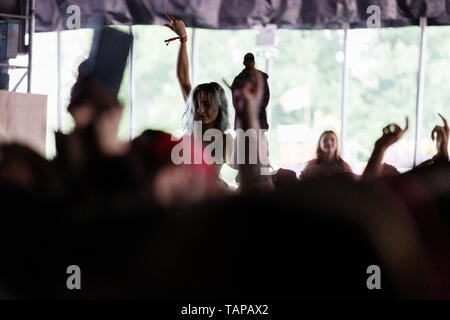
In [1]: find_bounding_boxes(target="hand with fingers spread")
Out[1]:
[164,12,187,38]
[431,113,449,160]
[375,117,409,151]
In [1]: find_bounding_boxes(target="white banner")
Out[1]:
[0,90,47,155]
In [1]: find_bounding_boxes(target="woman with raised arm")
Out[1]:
[164,13,235,186]
[299,131,353,180]
[164,13,191,102]
[164,13,230,135]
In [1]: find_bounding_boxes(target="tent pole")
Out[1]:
[57,30,62,132]
[265,52,273,126]
[191,28,197,86]
[340,22,350,157]
[128,25,135,141]
[27,0,35,93]
[413,17,427,167]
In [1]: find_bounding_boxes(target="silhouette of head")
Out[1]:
[243,53,255,70]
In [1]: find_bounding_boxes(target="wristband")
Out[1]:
[164,35,188,46]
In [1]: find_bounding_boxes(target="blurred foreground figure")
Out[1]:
[3,164,448,299]
[232,53,270,131]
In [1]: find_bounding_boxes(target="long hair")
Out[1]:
[316,130,343,163]
[183,82,230,134]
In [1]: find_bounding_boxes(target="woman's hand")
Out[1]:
[375,117,409,151]
[432,113,449,160]
[363,117,408,180]
[164,12,187,38]
[164,12,191,102]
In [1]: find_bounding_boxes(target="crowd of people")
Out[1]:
[0,14,449,299]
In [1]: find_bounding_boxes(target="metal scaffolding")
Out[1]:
[0,0,35,93]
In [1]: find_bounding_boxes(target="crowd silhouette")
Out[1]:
[0,14,449,299]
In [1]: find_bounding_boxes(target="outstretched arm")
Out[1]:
[363,118,408,180]
[165,12,191,102]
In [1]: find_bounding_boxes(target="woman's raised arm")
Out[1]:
[165,12,191,102]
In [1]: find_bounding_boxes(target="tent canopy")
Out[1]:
[35,0,450,32]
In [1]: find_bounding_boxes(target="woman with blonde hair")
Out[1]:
[164,13,236,188]
[164,13,230,136]
[300,130,353,180]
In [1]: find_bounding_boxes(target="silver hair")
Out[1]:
[183,82,230,134]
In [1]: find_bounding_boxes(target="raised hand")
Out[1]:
[164,12,191,101]
[232,70,272,191]
[432,113,449,159]
[375,117,409,150]
[363,117,408,180]
[232,70,263,127]
[164,12,187,38]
